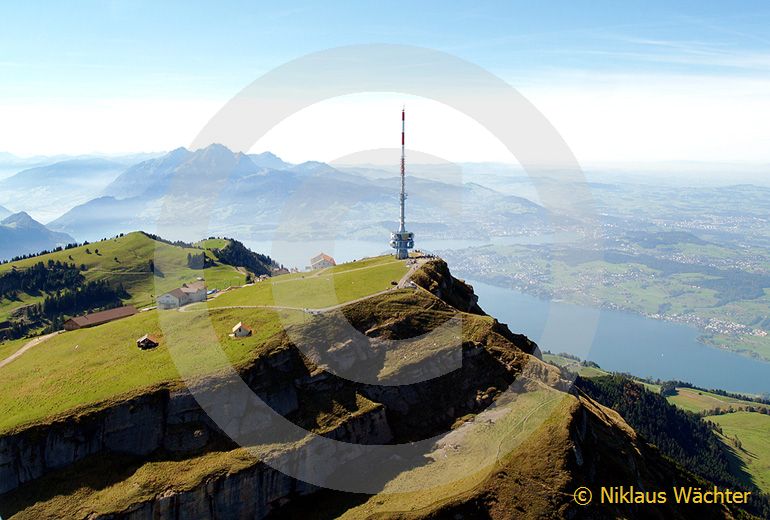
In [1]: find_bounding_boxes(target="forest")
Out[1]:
[577,375,770,518]
[0,260,83,299]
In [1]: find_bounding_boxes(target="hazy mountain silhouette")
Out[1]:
[50,144,550,243]
[0,212,75,260]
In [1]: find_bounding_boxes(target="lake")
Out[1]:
[243,238,770,395]
[468,279,770,395]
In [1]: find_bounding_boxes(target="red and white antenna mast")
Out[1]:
[399,107,406,232]
[390,106,414,259]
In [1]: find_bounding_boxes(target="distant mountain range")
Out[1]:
[0,151,160,176]
[0,212,75,261]
[248,151,292,170]
[3,158,124,188]
[0,145,553,259]
[0,154,161,222]
[102,145,259,199]
[47,144,551,244]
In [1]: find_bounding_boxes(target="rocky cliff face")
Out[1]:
[411,259,541,359]
[0,346,305,496]
[406,394,745,520]
[3,259,540,514]
[2,259,722,520]
[94,407,392,520]
[411,258,484,315]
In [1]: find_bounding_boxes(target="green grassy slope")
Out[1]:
[542,353,768,415]
[710,412,770,494]
[195,238,230,249]
[219,255,407,310]
[0,337,28,360]
[339,388,564,518]
[668,388,770,414]
[0,256,408,433]
[4,397,383,519]
[0,232,247,321]
[542,353,609,378]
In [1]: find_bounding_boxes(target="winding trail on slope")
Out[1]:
[0,332,60,370]
[0,259,426,368]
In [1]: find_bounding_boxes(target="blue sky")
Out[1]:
[3,1,770,161]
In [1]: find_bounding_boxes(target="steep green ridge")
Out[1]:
[577,375,770,518]
[0,232,261,324]
[334,388,564,519]
[710,412,770,494]
[1,258,763,520]
[0,257,549,519]
[543,352,770,505]
[0,255,407,433]
[292,394,758,520]
[543,352,770,414]
[543,352,609,378]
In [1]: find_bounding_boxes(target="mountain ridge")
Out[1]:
[0,212,75,261]
[0,258,757,519]
[49,144,552,244]
[0,158,129,223]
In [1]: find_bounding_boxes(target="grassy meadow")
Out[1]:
[212,255,407,310]
[0,255,407,433]
[667,388,770,414]
[341,389,567,518]
[709,412,770,494]
[0,336,28,360]
[0,232,248,321]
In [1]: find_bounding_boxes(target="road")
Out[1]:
[0,332,60,370]
[0,257,429,369]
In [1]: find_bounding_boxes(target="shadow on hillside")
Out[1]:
[267,489,371,520]
[0,444,238,518]
[721,438,758,489]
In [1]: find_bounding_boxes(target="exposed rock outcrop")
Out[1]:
[0,347,304,496]
[0,258,576,520]
[407,395,743,520]
[411,258,484,315]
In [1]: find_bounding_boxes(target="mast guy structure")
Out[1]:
[390,107,414,259]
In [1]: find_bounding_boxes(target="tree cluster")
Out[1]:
[212,239,277,277]
[576,375,769,517]
[42,280,128,318]
[186,252,213,270]
[0,261,83,299]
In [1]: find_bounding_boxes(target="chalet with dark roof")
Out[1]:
[136,334,160,350]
